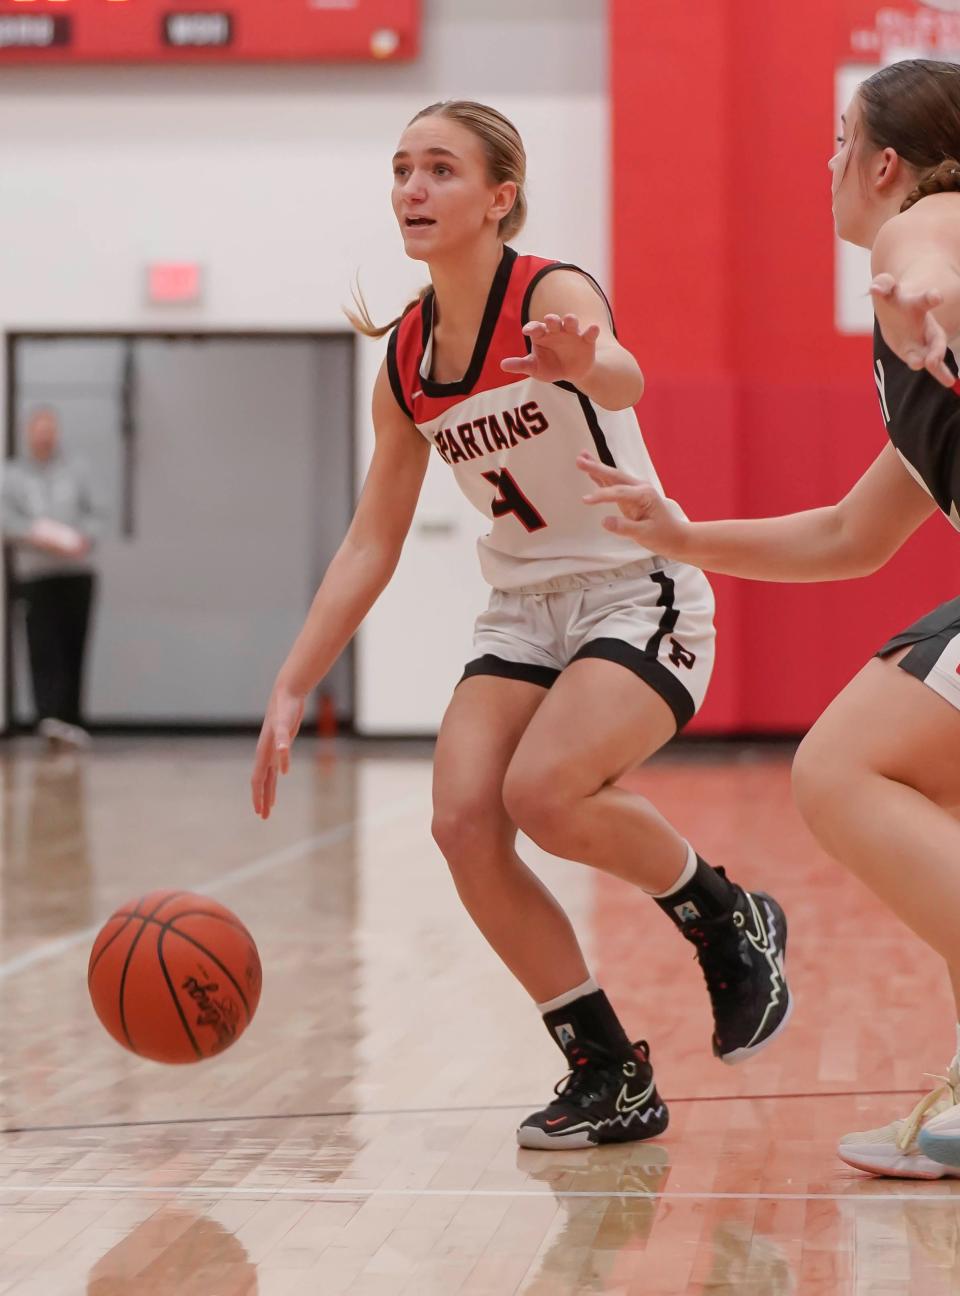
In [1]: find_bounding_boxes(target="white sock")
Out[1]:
[647,841,698,899]
[537,975,599,1015]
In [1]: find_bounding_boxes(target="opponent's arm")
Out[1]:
[578,441,936,582]
[252,360,430,818]
[501,268,644,410]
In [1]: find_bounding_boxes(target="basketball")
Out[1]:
[87,891,263,1064]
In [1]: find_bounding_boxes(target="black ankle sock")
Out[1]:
[654,855,739,930]
[541,988,633,1057]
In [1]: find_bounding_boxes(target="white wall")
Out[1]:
[0,0,609,733]
[835,66,875,336]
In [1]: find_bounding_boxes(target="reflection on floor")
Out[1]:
[1,736,958,1294]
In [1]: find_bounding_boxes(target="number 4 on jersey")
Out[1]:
[482,469,547,532]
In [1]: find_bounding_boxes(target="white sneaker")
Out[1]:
[918,1093,960,1169]
[37,718,92,750]
[838,1065,960,1179]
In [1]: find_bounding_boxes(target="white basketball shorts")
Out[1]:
[460,557,716,731]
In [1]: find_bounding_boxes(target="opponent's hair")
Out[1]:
[857,59,960,211]
[347,100,527,340]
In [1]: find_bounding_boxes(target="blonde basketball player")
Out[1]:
[251,101,792,1148]
[579,60,960,1174]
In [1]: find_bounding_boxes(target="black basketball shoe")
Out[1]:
[517,1039,669,1150]
[684,879,792,1064]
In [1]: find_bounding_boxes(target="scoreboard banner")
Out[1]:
[840,0,960,61]
[0,0,419,63]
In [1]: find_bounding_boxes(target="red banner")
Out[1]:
[840,0,960,61]
[0,0,420,63]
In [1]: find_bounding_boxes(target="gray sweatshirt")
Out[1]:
[1,455,106,581]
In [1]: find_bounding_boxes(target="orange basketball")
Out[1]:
[88,890,263,1064]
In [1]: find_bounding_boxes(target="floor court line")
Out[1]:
[0,1089,936,1137]
[0,1184,957,1204]
[0,793,422,984]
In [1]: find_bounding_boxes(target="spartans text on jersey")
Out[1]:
[433,400,549,465]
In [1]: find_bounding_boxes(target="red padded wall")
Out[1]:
[611,0,958,733]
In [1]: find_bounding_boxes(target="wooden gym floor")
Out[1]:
[1,735,958,1295]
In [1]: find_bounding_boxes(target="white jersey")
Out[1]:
[387,246,668,591]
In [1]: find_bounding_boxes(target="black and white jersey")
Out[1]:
[873,320,960,528]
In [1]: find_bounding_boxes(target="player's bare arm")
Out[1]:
[501,268,644,409]
[578,441,936,582]
[252,361,429,818]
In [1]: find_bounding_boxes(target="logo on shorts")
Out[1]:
[668,638,696,669]
[674,901,701,922]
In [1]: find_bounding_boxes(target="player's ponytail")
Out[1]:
[346,100,527,339]
[900,157,960,212]
[346,282,431,341]
[857,60,960,211]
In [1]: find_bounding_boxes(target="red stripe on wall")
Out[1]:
[610,0,959,733]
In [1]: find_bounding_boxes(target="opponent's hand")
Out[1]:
[251,684,305,820]
[578,453,691,554]
[501,314,601,385]
[870,273,958,390]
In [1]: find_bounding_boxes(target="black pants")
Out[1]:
[17,573,95,726]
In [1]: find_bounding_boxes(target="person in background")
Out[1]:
[1,407,103,749]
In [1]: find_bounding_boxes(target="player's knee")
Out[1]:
[501,766,569,853]
[431,799,505,870]
[791,728,846,833]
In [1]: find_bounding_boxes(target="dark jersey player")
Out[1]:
[579,59,960,1177]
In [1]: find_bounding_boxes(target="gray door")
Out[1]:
[11,334,354,725]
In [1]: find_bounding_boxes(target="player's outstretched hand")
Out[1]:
[501,314,600,385]
[578,453,691,555]
[870,273,958,390]
[251,684,305,820]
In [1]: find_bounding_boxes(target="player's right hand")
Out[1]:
[577,453,691,556]
[869,273,957,390]
[251,684,305,820]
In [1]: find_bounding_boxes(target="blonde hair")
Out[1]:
[347,100,528,340]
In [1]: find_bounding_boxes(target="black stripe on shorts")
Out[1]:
[877,596,960,683]
[459,655,560,690]
[569,637,696,731]
[644,570,680,656]
[569,566,694,729]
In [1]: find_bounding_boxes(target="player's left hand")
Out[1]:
[577,452,691,554]
[501,314,601,385]
[251,684,305,820]
[870,273,957,390]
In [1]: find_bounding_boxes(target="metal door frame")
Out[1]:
[2,328,357,735]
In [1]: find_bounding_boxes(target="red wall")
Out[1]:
[610,0,959,733]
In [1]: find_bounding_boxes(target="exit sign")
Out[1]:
[147,263,202,304]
